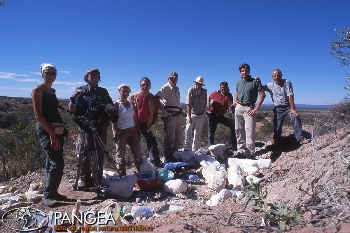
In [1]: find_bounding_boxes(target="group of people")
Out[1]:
[32,62,306,207]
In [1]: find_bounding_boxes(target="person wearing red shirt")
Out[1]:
[207,81,237,149]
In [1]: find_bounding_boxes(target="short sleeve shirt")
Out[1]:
[263,79,294,106]
[186,86,207,114]
[236,76,263,105]
[156,82,181,111]
[209,91,232,115]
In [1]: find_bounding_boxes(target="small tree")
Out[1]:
[330,27,350,94]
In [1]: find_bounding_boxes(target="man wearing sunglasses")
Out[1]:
[130,77,162,167]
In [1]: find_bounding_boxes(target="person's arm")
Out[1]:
[186,104,192,124]
[111,102,119,143]
[289,95,299,116]
[248,89,265,116]
[233,91,238,106]
[133,104,141,138]
[32,87,60,150]
[155,95,170,117]
[68,88,83,114]
[207,95,212,109]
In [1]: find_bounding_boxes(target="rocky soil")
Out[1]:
[1,127,350,233]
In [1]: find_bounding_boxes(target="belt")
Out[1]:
[239,102,255,107]
[194,112,204,116]
[276,105,290,108]
[166,110,182,116]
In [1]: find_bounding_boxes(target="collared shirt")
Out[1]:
[209,90,233,115]
[236,76,263,105]
[263,79,294,106]
[156,82,181,112]
[186,86,207,114]
[130,92,158,124]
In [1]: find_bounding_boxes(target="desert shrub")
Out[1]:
[313,100,350,136]
[256,119,274,141]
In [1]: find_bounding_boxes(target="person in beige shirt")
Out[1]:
[155,72,182,162]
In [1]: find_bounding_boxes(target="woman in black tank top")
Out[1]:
[32,63,67,207]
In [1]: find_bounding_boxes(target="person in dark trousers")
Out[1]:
[263,69,306,156]
[130,77,162,167]
[207,81,237,150]
[68,68,113,190]
[32,63,67,207]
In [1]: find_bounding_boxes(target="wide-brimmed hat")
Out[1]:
[193,76,204,85]
[168,72,178,78]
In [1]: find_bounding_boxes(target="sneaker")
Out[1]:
[42,197,59,208]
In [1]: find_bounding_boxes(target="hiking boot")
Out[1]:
[42,197,59,208]
[51,192,68,201]
[298,138,310,145]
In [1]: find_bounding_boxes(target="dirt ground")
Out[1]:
[1,127,350,233]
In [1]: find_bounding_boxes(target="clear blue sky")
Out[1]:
[1,0,349,105]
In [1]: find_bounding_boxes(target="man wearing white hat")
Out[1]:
[184,76,207,151]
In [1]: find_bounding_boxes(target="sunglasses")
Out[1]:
[44,72,57,76]
[141,83,150,87]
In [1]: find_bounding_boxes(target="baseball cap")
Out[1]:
[168,72,178,78]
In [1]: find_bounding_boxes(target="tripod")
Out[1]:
[72,120,109,197]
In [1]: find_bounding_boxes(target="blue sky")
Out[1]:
[1,0,349,105]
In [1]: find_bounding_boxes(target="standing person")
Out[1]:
[155,72,183,162]
[234,63,265,158]
[207,81,237,149]
[112,84,143,176]
[32,63,67,207]
[130,77,162,167]
[263,69,306,155]
[69,68,113,190]
[184,76,207,151]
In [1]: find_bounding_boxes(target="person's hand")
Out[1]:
[162,110,170,118]
[254,76,261,82]
[113,134,119,144]
[49,134,60,150]
[290,109,299,117]
[247,108,257,116]
[233,101,238,106]
[74,89,83,96]
[186,116,192,124]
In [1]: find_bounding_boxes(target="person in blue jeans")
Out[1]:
[32,63,67,207]
[263,69,305,156]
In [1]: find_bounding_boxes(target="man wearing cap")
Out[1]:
[207,81,237,149]
[68,68,114,190]
[130,77,162,167]
[184,76,207,151]
[155,72,183,162]
[234,63,265,158]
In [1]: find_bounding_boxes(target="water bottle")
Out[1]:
[131,205,153,218]
[140,158,155,179]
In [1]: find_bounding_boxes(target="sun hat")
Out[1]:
[193,76,205,85]
[168,72,178,78]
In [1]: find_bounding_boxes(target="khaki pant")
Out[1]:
[115,126,143,175]
[184,113,205,150]
[235,104,257,157]
[163,115,183,159]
